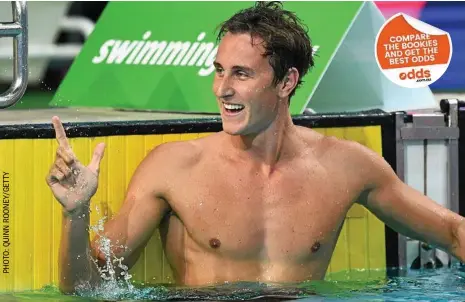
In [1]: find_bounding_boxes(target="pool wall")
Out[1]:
[0,111,399,291]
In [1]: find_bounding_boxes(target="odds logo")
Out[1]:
[375,13,452,88]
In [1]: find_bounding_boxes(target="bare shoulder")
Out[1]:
[142,132,221,171]
[144,137,201,169]
[295,126,347,157]
[125,133,218,200]
[296,126,396,185]
[296,126,377,159]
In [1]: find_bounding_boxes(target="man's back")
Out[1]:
[159,126,366,285]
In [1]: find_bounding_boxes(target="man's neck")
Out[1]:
[228,110,297,171]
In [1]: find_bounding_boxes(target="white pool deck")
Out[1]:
[0,107,219,126]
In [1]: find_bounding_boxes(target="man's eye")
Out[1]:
[236,71,248,78]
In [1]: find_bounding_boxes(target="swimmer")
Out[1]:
[46,1,465,294]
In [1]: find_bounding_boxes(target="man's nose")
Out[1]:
[215,76,234,100]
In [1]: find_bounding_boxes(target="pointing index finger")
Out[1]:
[52,116,71,149]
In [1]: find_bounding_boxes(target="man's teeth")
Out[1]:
[224,103,244,110]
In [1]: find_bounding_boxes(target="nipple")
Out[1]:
[209,238,221,249]
[311,241,321,253]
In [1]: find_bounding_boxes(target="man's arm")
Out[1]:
[350,142,465,262]
[59,144,171,293]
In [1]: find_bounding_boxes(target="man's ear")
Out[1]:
[278,67,299,99]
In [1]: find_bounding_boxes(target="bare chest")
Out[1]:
[168,162,356,261]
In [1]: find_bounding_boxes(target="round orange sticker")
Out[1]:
[375,13,452,88]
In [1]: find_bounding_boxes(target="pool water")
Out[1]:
[1,266,465,301]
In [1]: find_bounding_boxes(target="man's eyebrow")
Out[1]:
[232,65,255,73]
[213,61,255,74]
[213,61,254,72]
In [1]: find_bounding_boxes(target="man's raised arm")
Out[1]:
[45,116,171,294]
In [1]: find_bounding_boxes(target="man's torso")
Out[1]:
[157,128,365,285]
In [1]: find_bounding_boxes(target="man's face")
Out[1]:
[212,32,283,136]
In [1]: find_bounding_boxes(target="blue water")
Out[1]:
[1,266,465,301]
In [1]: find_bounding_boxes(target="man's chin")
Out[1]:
[223,127,244,136]
[222,122,246,136]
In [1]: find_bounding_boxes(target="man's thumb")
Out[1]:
[88,142,106,173]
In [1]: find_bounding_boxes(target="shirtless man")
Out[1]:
[46,1,465,294]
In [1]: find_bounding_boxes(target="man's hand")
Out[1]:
[46,116,106,213]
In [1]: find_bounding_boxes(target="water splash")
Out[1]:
[75,206,137,300]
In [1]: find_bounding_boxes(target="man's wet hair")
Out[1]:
[216,1,315,98]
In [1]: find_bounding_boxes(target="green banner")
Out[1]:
[50,1,364,114]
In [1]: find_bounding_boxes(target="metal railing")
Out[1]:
[0,1,28,109]
[395,99,462,271]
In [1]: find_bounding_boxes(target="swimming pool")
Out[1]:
[1,266,464,301]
